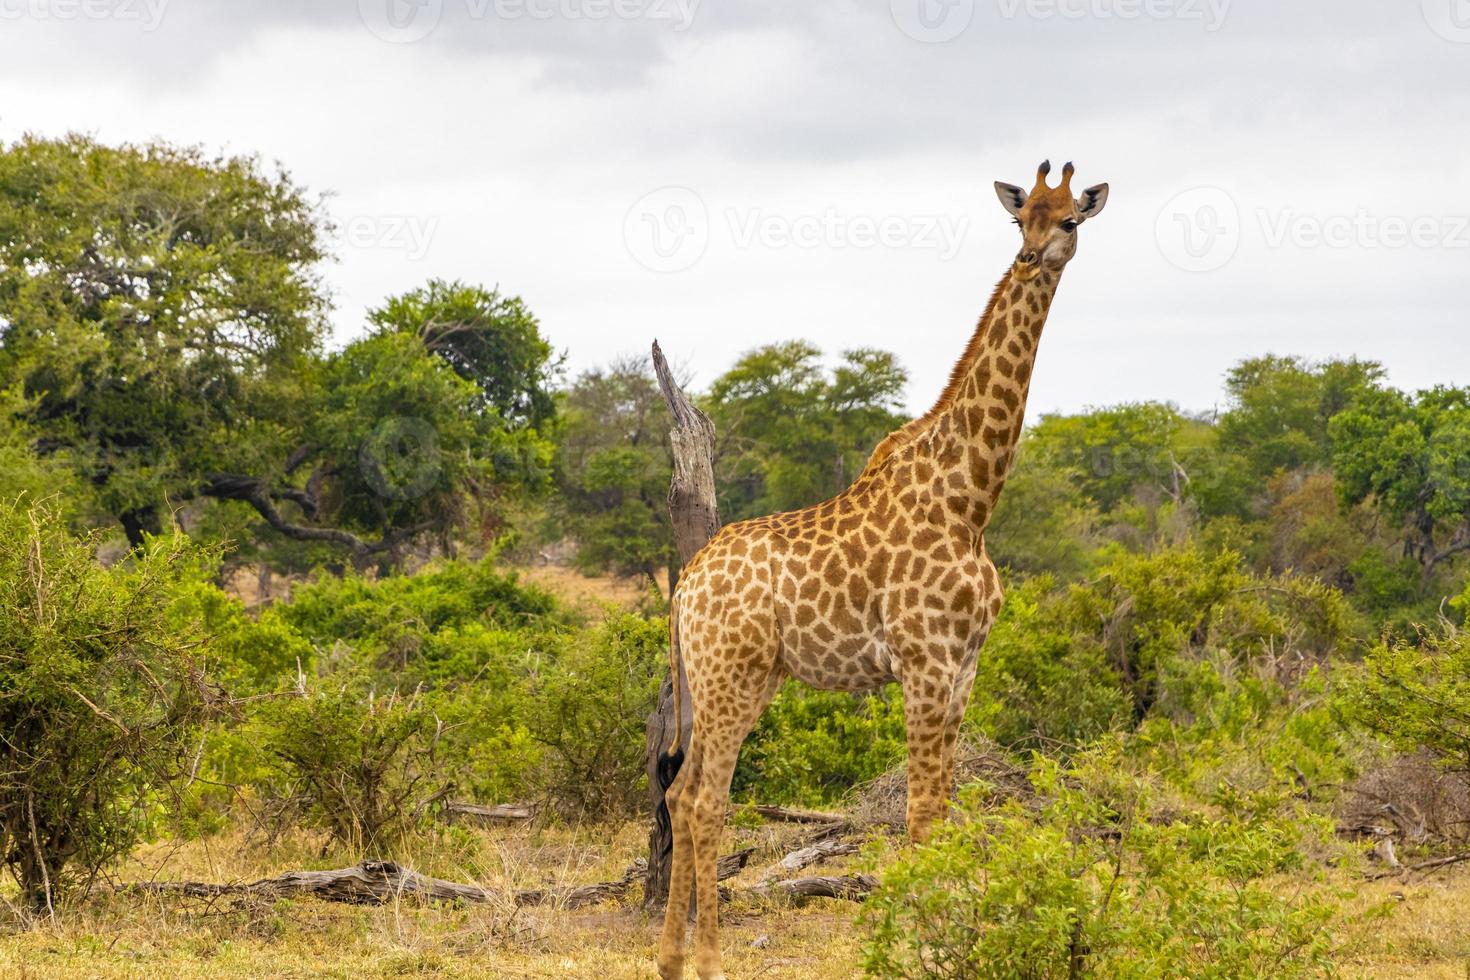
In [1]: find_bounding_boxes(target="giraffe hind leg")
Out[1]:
[658,738,701,979]
[684,665,784,980]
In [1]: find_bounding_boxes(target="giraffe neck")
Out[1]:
[908,266,1062,531]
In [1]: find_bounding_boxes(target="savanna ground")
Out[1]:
[0,568,1465,980]
[2,821,1468,979]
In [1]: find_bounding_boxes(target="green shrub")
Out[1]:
[1338,629,1470,775]
[734,683,907,806]
[257,675,452,851]
[277,558,562,680]
[522,612,666,817]
[0,501,213,911]
[861,743,1342,979]
[966,577,1131,750]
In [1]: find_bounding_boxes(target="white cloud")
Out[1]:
[0,0,1466,415]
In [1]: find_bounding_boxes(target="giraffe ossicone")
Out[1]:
[657,160,1110,980]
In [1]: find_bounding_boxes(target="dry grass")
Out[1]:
[512,564,665,615]
[3,817,1470,978]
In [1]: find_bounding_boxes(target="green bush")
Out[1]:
[1338,629,1470,774]
[966,577,1132,750]
[734,684,907,806]
[0,501,213,911]
[257,675,452,851]
[522,612,667,817]
[861,743,1342,979]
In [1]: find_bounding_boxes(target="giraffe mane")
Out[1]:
[856,268,1015,479]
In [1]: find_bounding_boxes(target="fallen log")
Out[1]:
[1366,851,1470,881]
[440,801,536,825]
[122,859,646,911]
[753,839,858,888]
[744,874,878,903]
[717,847,757,881]
[747,804,848,825]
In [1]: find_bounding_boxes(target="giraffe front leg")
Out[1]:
[899,664,959,844]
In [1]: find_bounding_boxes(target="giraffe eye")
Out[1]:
[1060,219,1078,233]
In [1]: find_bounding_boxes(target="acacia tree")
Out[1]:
[0,134,328,548]
[705,341,908,521]
[555,356,677,592]
[0,137,559,565]
[1330,384,1470,580]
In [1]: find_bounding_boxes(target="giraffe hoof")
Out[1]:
[657,955,684,980]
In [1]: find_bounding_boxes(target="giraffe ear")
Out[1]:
[1076,183,1109,220]
[994,181,1026,217]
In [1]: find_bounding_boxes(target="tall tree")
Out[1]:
[1330,385,1470,580]
[555,355,676,591]
[0,134,328,546]
[706,341,908,521]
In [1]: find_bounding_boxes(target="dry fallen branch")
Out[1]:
[717,847,756,881]
[439,801,537,825]
[1366,851,1470,881]
[746,804,847,825]
[121,859,646,910]
[742,874,878,903]
[753,838,859,888]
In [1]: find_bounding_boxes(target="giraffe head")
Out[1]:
[994,160,1108,281]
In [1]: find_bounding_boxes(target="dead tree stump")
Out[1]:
[644,339,720,908]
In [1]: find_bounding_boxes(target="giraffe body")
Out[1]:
[657,161,1108,980]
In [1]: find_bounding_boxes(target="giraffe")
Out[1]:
[656,160,1109,980]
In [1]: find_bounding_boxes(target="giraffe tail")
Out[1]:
[659,589,686,766]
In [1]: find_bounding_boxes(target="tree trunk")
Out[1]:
[643,340,720,909]
[119,505,161,551]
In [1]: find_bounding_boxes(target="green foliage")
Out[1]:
[521,613,667,817]
[986,447,1098,579]
[1025,402,1194,514]
[1338,630,1470,775]
[706,341,908,521]
[734,684,907,806]
[0,386,85,517]
[0,134,328,546]
[1219,355,1384,482]
[367,279,558,431]
[966,577,1132,749]
[258,676,450,851]
[0,501,213,910]
[554,357,676,587]
[861,744,1342,980]
[277,558,561,681]
[1331,384,1470,579]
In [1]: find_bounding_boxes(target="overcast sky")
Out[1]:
[1,0,1466,416]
